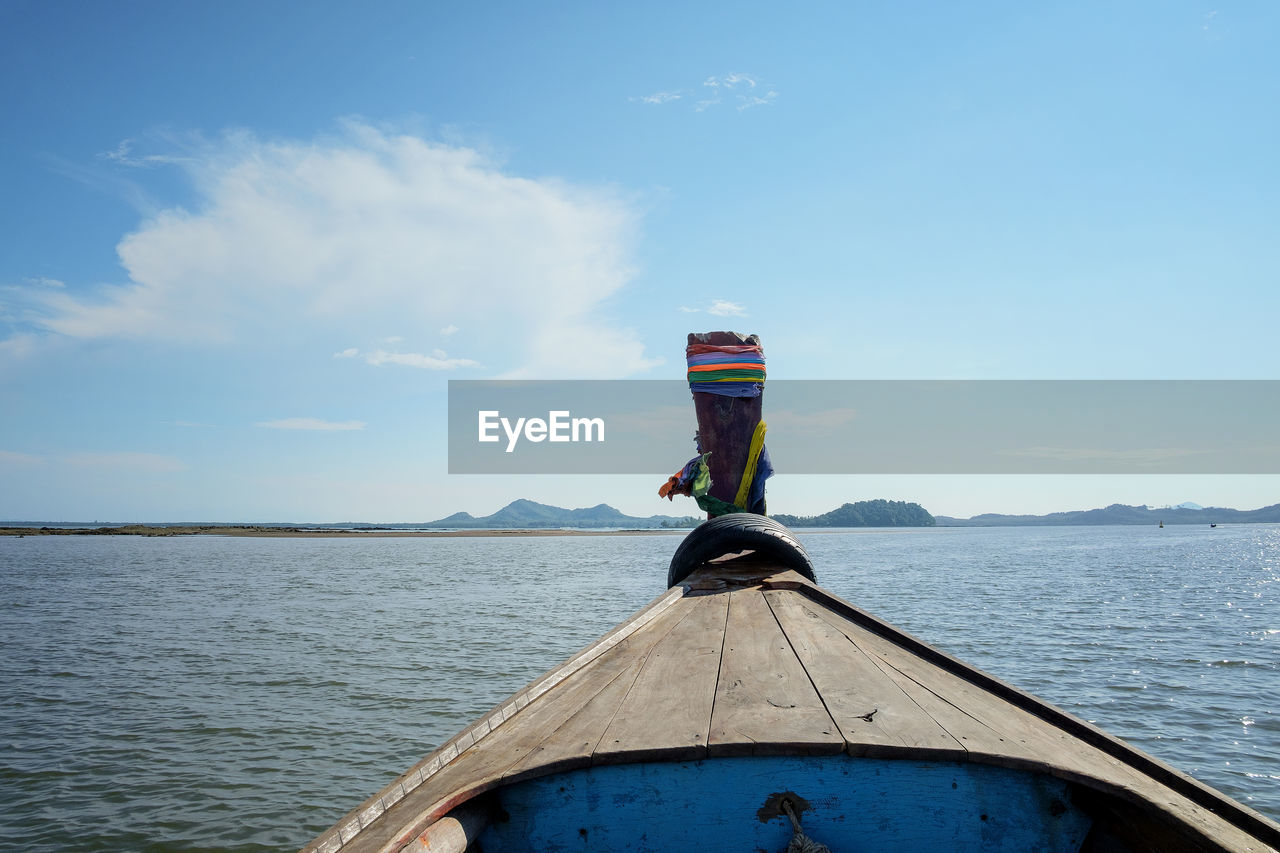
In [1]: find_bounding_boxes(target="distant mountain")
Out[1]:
[935,503,1280,527]
[772,500,935,528]
[423,499,699,529]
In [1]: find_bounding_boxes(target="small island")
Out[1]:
[772,499,936,528]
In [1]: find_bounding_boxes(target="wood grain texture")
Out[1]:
[593,591,729,764]
[324,594,693,853]
[764,589,966,759]
[799,590,1280,853]
[708,587,842,756]
[302,562,1280,853]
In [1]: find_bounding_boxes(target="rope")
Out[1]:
[782,800,831,853]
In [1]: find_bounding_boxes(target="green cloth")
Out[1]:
[696,493,747,517]
[690,453,711,497]
[688,453,743,517]
[686,369,765,382]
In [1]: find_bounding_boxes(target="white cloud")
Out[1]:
[638,73,776,114]
[256,418,366,431]
[767,408,859,436]
[440,324,459,336]
[2,449,189,472]
[59,451,185,472]
[98,138,193,169]
[366,349,476,369]
[24,277,65,288]
[636,91,683,105]
[679,300,747,316]
[11,122,656,378]
[0,333,37,360]
[339,347,478,370]
[739,90,778,111]
[708,299,747,317]
[698,73,775,112]
[0,450,44,466]
[713,73,757,89]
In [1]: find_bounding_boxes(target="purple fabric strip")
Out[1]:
[686,353,766,366]
[689,381,763,397]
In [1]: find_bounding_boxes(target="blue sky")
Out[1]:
[2,0,1278,522]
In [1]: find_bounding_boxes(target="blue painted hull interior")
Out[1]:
[477,755,1093,852]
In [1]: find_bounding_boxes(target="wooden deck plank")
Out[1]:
[304,568,1280,853]
[593,591,729,764]
[799,593,1280,853]
[764,589,967,759]
[331,595,692,853]
[708,587,843,757]
[802,596,1136,772]
[499,598,695,784]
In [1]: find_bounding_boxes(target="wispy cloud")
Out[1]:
[682,299,747,317]
[708,299,747,317]
[0,450,44,466]
[767,408,859,436]
[98,138,193,168]
[255,418,366,431]
[636,72,777,113]
[440,324,459,336]
[336,347,478,370]
[998,446,1209,464]
[737,91,778,111]
[8,122,657,378]
[634,91,683,105]
[24,277,64,288]
[2,449,188,472]
[59,451,185,472]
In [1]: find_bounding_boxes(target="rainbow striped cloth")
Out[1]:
[686,343,765,397]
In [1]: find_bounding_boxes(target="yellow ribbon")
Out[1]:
[733,421,768,510]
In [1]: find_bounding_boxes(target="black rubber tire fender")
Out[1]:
[667,514,815,588]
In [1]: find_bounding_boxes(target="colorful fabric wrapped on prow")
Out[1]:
[685,343,765,398]
[660,338,771,518]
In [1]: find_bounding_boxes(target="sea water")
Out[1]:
[0,525,1276,852]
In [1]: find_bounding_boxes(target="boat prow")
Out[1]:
[302,528,1279,853]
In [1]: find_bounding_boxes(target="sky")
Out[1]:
[2,0,1278,522]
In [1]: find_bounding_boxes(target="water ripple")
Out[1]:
[0,525,1277,851]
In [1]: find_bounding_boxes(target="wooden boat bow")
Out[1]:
[301,550,1280,853]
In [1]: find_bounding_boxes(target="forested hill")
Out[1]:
[934,502,1280,526]
[772,500,936,528]
[426,499,698,529]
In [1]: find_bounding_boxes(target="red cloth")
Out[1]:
[686,343,763,356]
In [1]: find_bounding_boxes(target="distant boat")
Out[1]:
[1211,523,1218,528]
[1160,520,1164,528]
[300,515,1280,853]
